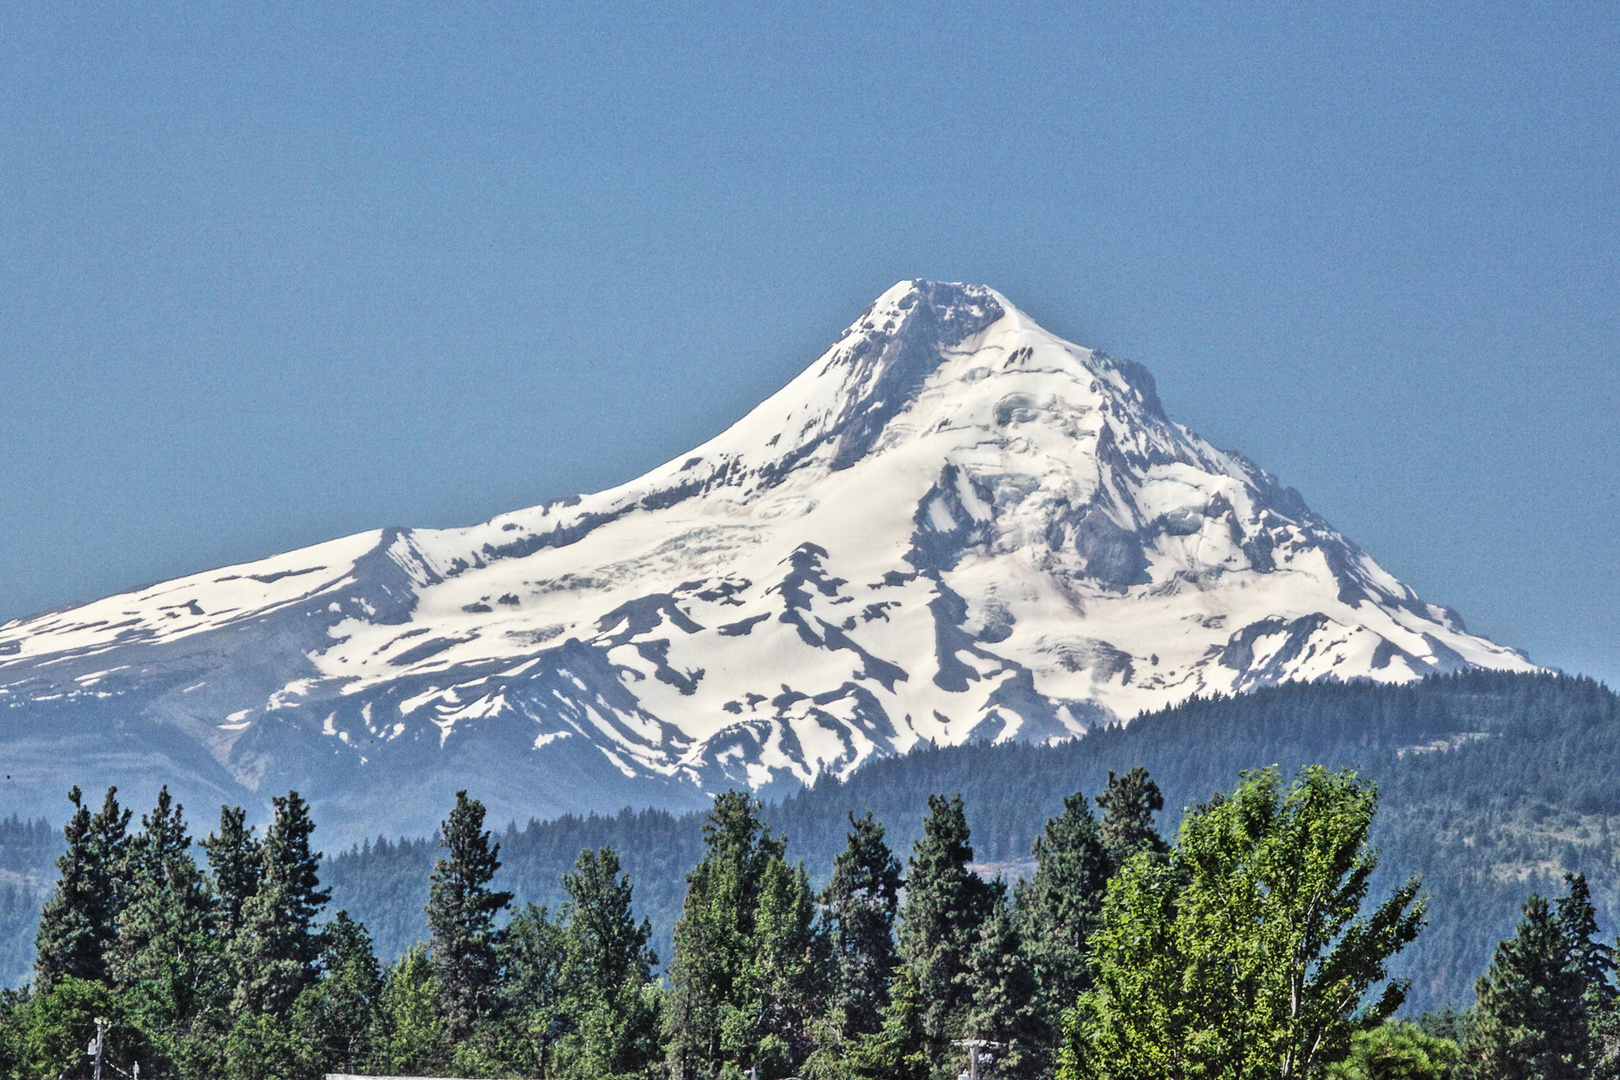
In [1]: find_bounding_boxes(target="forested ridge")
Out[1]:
[311,670,1620,1013]
[3,669,1620,1079]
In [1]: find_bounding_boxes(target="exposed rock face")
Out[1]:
[0,282,1536,842]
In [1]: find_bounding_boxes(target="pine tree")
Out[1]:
[497,903,568,1075]
[231,790,331,1015]
[1094,767,1167,872]
[893,793,997,1071]
[1014,789,1110,1058]
[821,812,903,1040]
[552,845,662,1079]
[965,894,1041,1079]
[666,790,806,1080]
[34,786,130,991]
[426,789,513,1042]
[108,787,221,1072]
[201,804,261,938]
[295,910,384,1075]
[1464,881,1599,1080]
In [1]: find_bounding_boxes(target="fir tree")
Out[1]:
[893,793,997,1071]
[426,790,513,1042]
[1464,883,1598,1080]
[232,790,330,1015]
[820,812,903,1040]
[965,895,1041,1079]
[295,910,384,1075]
[1094,766,1167,872]
[109,787,221,1072]
[1014,788,1110,1059]
[552,845,662,1079]
[33,786,130,991]
[201,804,261,939]
[666,790,803,1080]
[497,903,568,1075]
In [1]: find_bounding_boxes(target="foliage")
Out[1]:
[427,789,514,1042]
[666,790,820,1080]
[1062,767,1425,1080]
[232,792,329,1016]
[1460,873,1612,1080]
[821,812,903,1040]
[1325,1020,1460,1080]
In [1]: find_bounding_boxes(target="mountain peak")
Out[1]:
[0,283,1539,841]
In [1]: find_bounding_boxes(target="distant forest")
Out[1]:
[3,670,1618,1013]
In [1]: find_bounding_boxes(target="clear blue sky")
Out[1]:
[2,3,1615,686]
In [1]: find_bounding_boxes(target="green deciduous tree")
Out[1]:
[1062,766,1425,1080]
[427,789,513,1043]
[379,944,451,1076]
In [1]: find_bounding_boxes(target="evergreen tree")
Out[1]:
[1013,789,1110,1060]
[201,805,261,939]
[33,786,130,991]
[965,895,1041,1079]
[295,909,384,1075]
[820,812,903,1041]
[231,791,330,1015]
[109,787,222,1074]
[1094,766,1167,872]
[893,793,997,1073]
[427,790,513,1042]
[666,790,810,1080]
[552,846,662,1079]
[748,856,824,1072]
[1463,883,1597,1080]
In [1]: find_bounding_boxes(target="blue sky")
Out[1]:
[1,2,1615,685]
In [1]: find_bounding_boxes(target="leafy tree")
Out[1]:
[893,792,997,1071]
[1461,875,1605,1080]
[5,975,150,1080]
[34,786,130,991]
[201,805,261,939]
[231,791,330,1016]
[1014,789,1111,1061]
[1062,766,1425,1080]
[820,812,903,1041]
[1325,1020,1460,1080]
[427,789,514,1042]
[1094,766,1167,872]
[379,944,450,1076]
[667,790,813,1080]
[497,903,568,1075]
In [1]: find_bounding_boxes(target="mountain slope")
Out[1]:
[0,281,1536,841]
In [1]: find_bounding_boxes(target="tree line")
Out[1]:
[3,763,1620,1079]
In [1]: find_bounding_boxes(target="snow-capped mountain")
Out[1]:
[0,282,1537,841]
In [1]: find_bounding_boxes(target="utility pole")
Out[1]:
[90,1016,107,1080]
[951,1038,1005,1080]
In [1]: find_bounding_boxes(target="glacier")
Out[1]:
[0,281,1537,842]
